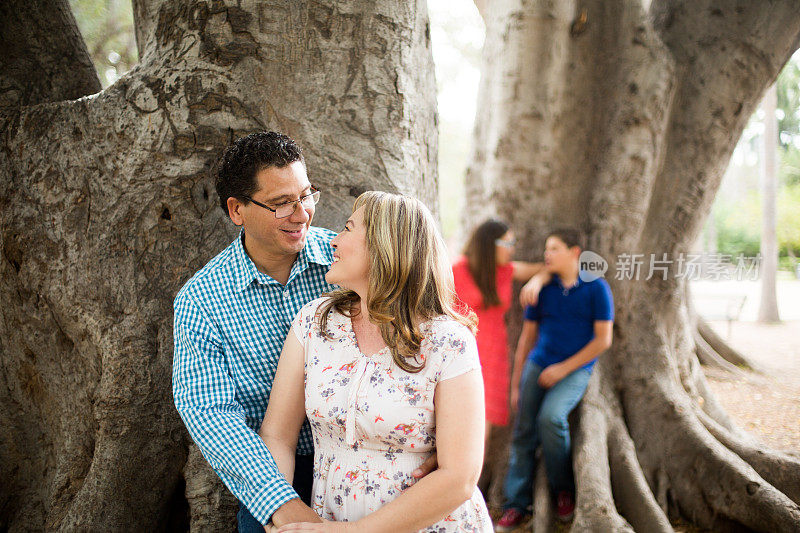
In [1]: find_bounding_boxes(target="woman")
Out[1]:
[452,220,545,441]
[260,191,492,532]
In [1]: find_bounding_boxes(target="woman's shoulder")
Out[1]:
[297,296,341,324]
[423,315,475,343]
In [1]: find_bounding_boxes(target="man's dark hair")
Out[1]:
[215,131,305,213]
[547,227,585,250]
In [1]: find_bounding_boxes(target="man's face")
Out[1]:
[228,160,314,260]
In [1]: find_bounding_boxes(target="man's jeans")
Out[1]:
[503,360,591,511]
[237,453,315,532]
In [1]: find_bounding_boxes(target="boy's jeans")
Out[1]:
[503,360,591,511]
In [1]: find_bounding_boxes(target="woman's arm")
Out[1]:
[513,262,552,307]
[511,260,544,282]
[277,369,486,533]
[259,331,321,527]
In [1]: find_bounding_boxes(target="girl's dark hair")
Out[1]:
[215,131,305,213]
[463,219,510,308]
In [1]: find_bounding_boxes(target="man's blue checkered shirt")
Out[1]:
[173,227,336,525]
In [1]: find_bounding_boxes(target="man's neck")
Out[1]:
[242,235,297,285]
[557,264,580,288]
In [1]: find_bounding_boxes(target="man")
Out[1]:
[496,228,614,529]
[173,131,336,531]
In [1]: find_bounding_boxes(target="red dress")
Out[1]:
[452,256,513,426]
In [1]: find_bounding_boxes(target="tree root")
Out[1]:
[572,377,634,531]
[687,358,742,435]
[697,409,800,506]
[697,319,759,372]
[693,327,747,375]
[627,380,800,532]
[607,416,672,532]
[533,457,554,532]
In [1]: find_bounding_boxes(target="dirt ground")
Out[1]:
[703,319,800,454]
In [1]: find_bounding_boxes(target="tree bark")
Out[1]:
[0,0,437,530]
[468,0,800,530]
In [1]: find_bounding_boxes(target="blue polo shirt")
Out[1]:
[524,273,614,371]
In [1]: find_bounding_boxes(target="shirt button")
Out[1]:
[283,290,290,299]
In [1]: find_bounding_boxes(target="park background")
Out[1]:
[2,0,799,531]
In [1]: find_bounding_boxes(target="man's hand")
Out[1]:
[537,363,570,389]
[412,452,438,479]
[270,498,322,529]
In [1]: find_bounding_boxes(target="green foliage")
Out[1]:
[780,144,800,186]
[777,182,800,256]
[69,0,137,87]
[713,182,800,266]
[777,52,800,147]
[713,195,761,257]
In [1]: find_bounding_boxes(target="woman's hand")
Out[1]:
[276,519,354,532]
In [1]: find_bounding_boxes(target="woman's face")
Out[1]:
[495,231,515,266]
[326,206,371,292]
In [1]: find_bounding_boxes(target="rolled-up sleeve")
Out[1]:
[172,293,298,524]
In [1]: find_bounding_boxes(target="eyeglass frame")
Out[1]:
[243,188,321,219]
[495,237,517,248]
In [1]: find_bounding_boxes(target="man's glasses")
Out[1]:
[244,189,321,219]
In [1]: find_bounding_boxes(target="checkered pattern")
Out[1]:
[172,226,336,525]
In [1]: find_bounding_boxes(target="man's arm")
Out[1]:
[537,320,613,388]
[173,294,307,526]
[510,319,539,410]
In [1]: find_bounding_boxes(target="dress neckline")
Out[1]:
[341,309,447,358]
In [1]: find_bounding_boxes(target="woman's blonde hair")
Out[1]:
[318,191,477,373]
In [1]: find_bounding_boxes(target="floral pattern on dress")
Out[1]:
[291,297,493,532]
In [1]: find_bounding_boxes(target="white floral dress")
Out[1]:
[290,297,493,532]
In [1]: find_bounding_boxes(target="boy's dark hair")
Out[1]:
[215,131,305,213]
[547,227,585,250]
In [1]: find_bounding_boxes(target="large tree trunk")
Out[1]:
[0,0,437,530]
[468,0,800,530]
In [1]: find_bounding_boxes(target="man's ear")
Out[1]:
[227,196,245,226]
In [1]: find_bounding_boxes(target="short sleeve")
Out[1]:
[437,320,481,382]
[591,279,614,321]
[291,297,325,347]
[524,303,540,322]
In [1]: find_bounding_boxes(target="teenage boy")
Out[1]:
[496,228,613,529]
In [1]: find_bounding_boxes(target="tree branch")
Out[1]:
[643,0,800,253]
[0,0,100,110]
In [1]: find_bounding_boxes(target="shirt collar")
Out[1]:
[553,272,584,294]
[232,228,333,292]
[303,228,334,267]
